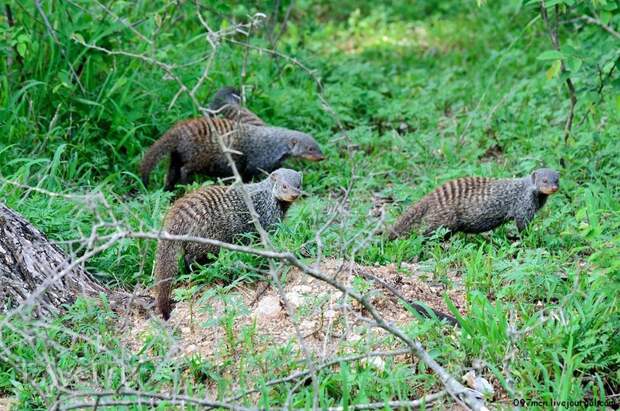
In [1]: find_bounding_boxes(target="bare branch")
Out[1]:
[326,391,447,411]
[540,1,577,144]
[580,14,620,39]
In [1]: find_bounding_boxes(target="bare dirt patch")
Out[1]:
[0,397,14,411]
[122,259,466,363]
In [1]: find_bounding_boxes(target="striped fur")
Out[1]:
[154,168,302,319]
[140,117,323,190]
[387,169,559,238]
[207,86,265,127]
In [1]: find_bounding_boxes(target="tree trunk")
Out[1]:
[0,202,152,316]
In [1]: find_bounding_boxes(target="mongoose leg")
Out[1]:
[515,216,531,233]
[183,254,194,273]
[184,243,217,271]
[179,165,194,186]
[164,152,182,191]
[514,203,537,233]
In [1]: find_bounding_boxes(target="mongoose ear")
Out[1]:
[289,138,298,148]
[530,171,537,184]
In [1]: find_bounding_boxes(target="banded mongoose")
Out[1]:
[387,168,560,239]
[140,117,324,190]
[154,168,302,320]
[207,86,266,126]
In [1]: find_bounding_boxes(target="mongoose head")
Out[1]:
[532,168,559,195]
[270,168,303,202]
[285,130,325,161]
[209,86,241,109]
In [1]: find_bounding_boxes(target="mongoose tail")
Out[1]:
[208,86,265,127]
[154,237,181,320]
[139,132,176,187]
[387,199,429,240]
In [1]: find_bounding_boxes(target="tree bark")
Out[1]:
[0,202,152,316]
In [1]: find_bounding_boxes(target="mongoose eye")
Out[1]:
[543,178,548,183]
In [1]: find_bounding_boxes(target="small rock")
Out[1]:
[472,359,484,370]
[255,295,281,318]
[285,291,304,308]
[325,309,337,319]
[463,370,495,396]
[330,291,343,302]
[292,284,313,294]
[186,344,197,354]
[300,319,316,331]
[363,356,386,372]
[349,334,362,342]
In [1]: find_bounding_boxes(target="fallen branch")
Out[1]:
[356,269,459,326]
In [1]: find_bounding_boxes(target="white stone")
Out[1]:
[325,309,337,319]
[330,291,343,302]
[366,356,386,371]
[463,370,495,396]
[349,334,362,342]
[256,295,281,318]
[300,320,316,330]
[285,291,304,308]
[292,284,313,294]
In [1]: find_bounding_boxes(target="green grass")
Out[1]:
[1,0,619,409]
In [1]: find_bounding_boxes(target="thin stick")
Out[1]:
[540,1,577,144]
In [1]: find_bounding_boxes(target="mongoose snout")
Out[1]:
[289,134,325,162]
[271,168,303,202]
[303,152,325,161]
[534,168,559,194]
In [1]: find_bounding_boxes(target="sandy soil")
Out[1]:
[122,258,466,362]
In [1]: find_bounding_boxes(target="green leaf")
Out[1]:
[566,57,582,73]
[16,43,27,57]
[600,11,612,25]
[616,95,620,113]
[538,50,564,61]
[73,97,103,107]
[532,0,563,8]
[71,33,85,43]
[546,60,562,80]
